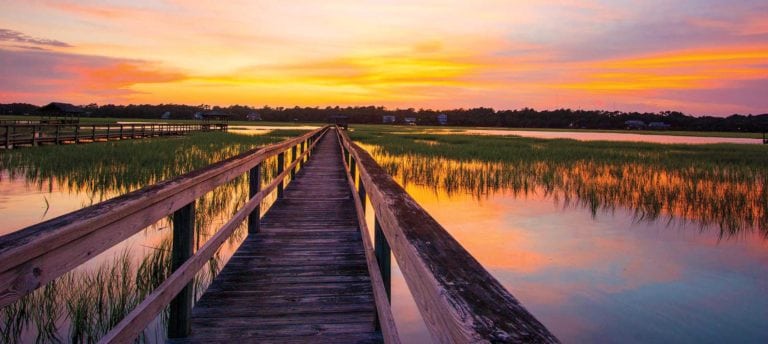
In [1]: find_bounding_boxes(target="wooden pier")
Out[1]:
[0,122,224,149]
[0,126,558,343]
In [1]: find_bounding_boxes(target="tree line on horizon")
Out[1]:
[1,102,766,132]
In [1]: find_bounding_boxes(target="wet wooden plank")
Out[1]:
[186,133,382,343]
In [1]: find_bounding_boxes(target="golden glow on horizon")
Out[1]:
[0,1,766,114]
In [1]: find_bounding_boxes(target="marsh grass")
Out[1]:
[351,127,768,239]
[0,130,308,343]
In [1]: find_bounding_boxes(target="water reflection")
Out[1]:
[362,145,768,343]
[365,144,767,238]
[0,132,302,342]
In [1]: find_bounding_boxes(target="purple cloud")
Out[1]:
[0,28,72,48]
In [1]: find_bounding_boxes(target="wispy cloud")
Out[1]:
[0,48,185,104]
[0,28,71,47]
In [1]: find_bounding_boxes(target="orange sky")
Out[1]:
[1,0,767,115]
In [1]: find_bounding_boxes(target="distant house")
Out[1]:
[624,120,646,130]
[247,112,262,121]
[161,111,171,119]
[437,114,448,125]
[404,117,417,125]
[193,112,204,120]
[648,121,671,130]
[328,115,349,130]
[37,102,83,124]
[382,115,396,124]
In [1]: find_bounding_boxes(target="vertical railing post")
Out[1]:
[4,125,10,148]
[344,147,350,166]
[290,145,298,179]
[350,157,357,182]
[91,125,96,142]
[106,125,110,140]
[32,125,38,146]
[55,125,60,144]
[131,124,136,139]
[119,125,124,140]
[299,141,305,169]
[74,125,80,143]
[374,217,392,301]
[169,202,195,338]
[357,170,366,209]
[248,163,262,234]
[277,151,285,198]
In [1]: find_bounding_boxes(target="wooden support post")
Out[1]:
[299,141,305,168]
[277,152,285,198]
[106,125,110,140]
[32,125,37,146]
[290,145,297,179]
[119,125,124,140]
[131,124,136,139]
[169,202,195,338]
[55,125,60,144]
[358,174,366,212]
[344,147,350,165]
[91,125,96,142]
[374,217,392,301]
[350,157,357,181]
[74,125,80,143]
[4,126,9,148]
[248,164,261,234]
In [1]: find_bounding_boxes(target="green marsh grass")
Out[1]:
[350,126,768,238]
[0,130,308,343]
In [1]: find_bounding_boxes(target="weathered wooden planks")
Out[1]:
[183,133,382,343]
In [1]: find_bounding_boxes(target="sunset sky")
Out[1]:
[1,0,767,115]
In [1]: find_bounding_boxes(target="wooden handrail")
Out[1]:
[99,128,329,343]
[336,128,559,343]
[0,123,222,149]
[333,130,401,344]
[0,127,328,308]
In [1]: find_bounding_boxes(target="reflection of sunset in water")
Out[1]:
[364,144,767,238]
[364,146,768,342]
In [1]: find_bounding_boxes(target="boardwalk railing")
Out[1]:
[0,126,329,342]
[1,123,217,149]
[336,128,559,343]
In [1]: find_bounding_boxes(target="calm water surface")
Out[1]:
[364,146,768,343]
[461,129,762,144]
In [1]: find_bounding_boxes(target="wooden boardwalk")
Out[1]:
[182,134,381,343]
[1,126,558,344]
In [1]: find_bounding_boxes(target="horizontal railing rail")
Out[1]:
[99,127,328,343]
[336,127,559,343]
[334,130,401,344]
[0,123,221,149]
[0,126,327,315]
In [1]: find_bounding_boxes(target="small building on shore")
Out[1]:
[328,115,349,130]
[382,115,396,124]
[648,121,671,130]
[624,120,646,130]
[247,112,262,121]
[437,114,448,125]
[404,117,417,125]
[37,102,83,124]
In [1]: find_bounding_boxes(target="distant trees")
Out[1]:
[1,102,766,132]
